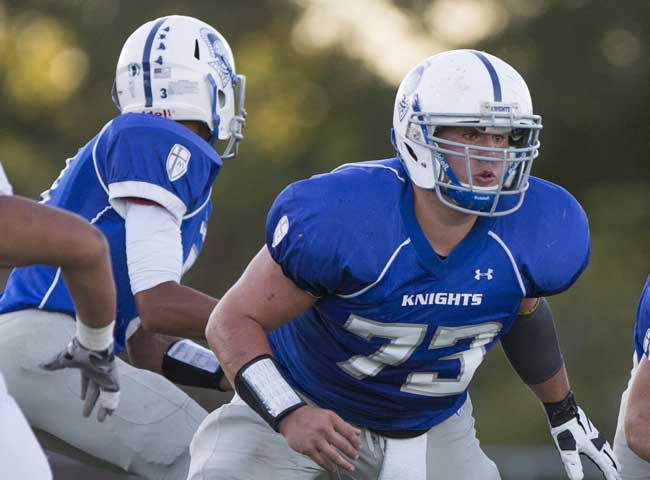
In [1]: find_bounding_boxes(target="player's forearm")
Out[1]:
[135,281,217,338]
[626,408,650,461]
[503,297,566,388]
[126,327,179,374]
[625,358,650,461]
[529,366,571,403]
[63,258,117,329]
[0,196,116,328]
[205,300,273,387]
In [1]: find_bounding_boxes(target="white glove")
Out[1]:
[548,398,620,480]
[41,337,120,422]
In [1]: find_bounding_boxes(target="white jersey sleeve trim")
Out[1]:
[487,230,527,297]
[38,268,62,309]
[91,120,112,195]
[183,188,211,220]
[0,162,13,195]
[125,201,183,295]
[337,238,411,299]
[332,162,407,183]
[109,181,187,222]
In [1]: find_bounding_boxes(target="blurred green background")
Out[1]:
[1,0,648,477]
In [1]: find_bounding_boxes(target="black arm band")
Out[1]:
[234,354,306,432]
[544,390,578,427]
[162,339,225,391]
[501,297,564,385]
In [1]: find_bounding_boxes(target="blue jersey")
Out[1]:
[632,276,650,361]
[266,158,590,434]
[0,113,221,352]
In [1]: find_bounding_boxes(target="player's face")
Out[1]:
[436,127,509,187]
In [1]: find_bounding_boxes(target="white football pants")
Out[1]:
[187,393,500,480]
[0,371,52,479]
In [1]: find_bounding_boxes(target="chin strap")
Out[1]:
[111,80,121,112]
[207,74,221,145]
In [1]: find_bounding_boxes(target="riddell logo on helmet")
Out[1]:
[141,109,175,118]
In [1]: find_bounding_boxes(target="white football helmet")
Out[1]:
[392,49,542,216]
[113,15,246,159]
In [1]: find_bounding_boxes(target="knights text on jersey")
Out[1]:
[0,161,12,196]
[632,276,650,361]
[266,158,590,433]
[0,113,221,352]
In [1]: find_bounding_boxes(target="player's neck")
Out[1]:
[412,186,478,257]
[178,120,211,141]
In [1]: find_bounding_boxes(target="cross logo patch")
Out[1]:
[166,144,191,181]
[474,268,494,281]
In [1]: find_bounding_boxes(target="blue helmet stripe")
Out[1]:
[471,51,502,102]
[142,17,167,107]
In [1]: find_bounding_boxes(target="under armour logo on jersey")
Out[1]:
[166,144,191,181]
[474,268,494,280]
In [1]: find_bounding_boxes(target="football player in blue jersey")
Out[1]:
[188,50,620,480]
[0,15,245,480]
[613,276,650,479]
[0,162,119,479]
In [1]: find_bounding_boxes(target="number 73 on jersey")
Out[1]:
[337,315,503,397]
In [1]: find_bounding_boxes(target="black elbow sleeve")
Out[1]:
[501,298,564,385]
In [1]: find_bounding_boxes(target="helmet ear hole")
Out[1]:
[194,39,200,60]
[405,143,418,162]
[218,90,226,109]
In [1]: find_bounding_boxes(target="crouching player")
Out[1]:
[0,14,245,480]
[188,50,619,479]
[614,276,650,479]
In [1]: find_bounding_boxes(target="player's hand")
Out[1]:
[549,405,620,480]
[278,405,361,473]
[40,337,120,422]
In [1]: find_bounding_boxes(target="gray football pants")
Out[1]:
[0,309,208,480]
[187,394,500,480]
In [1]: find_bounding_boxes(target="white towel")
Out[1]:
[378,433,427,480]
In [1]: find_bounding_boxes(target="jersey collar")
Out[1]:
[399,181,495,278]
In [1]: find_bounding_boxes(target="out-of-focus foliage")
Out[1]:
[0,0,648,448]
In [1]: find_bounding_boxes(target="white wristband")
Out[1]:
[76,320,115,351]
[167,339,219,373]
[240,357,303,417]
[235,355,306,430]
